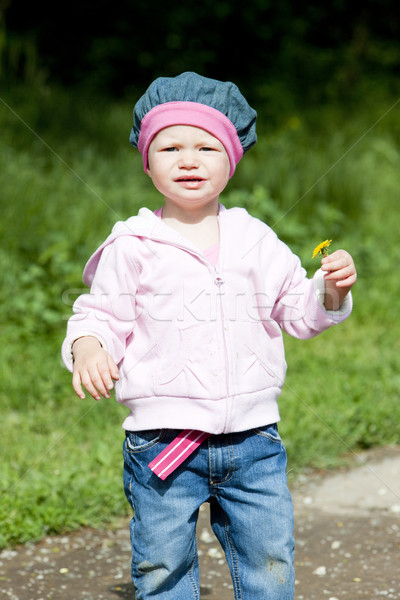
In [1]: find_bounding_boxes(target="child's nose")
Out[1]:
[178,151,199,168]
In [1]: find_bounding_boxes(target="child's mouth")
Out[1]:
[174,177,206,188]
[175,177,204,182]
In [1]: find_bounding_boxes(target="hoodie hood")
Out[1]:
[83,208,157,286]
[83,205,227,286]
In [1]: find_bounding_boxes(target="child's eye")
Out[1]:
[200,147,215,152]
[161,147,178,152]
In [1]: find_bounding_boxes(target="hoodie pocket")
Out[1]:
[156,323,223,399]
[230,321,286,394]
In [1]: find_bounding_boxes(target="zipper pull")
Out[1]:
[212,265,224,286]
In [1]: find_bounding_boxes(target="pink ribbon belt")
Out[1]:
[148,429,211,480]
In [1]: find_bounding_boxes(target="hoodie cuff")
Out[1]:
[314,268,352,316]
[62,332,107,371]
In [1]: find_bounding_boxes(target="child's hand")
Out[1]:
[71,336,119,401]
[320,250,357,311]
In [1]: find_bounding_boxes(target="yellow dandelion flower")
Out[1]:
[312,239,332,259]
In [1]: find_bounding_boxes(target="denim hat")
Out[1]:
[129,72,257,177]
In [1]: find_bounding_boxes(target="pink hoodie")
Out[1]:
[62,205,352,434]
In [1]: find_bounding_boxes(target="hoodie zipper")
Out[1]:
[212,263,231,428]
[150,219,232,427]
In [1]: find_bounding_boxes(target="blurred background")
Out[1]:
[2,0,399,102]
[1,0,399,548]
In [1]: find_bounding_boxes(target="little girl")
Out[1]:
[62,72,356,599]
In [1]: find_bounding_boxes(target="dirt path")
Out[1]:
[1,446,399,599]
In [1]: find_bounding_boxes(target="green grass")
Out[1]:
[0,82,399,548]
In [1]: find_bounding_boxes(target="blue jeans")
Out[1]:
[123,424,295,599]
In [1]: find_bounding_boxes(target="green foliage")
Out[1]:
[1,80,399,548]
[3,1,400,103]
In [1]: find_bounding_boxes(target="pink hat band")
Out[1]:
[137,101,244,178]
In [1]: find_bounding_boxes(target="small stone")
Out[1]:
[390,504,400,514]
[207,547,223,559]
[59,568,69,574]
[59,537,69,545]
[0,550,17,560]
[200,529,214,544]
[313,566,326,576]
[331,541,341,550]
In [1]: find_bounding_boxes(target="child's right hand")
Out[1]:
[71,336,119,400]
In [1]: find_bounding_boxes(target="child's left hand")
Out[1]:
[320,250,357,310]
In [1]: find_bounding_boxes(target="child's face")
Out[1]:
[146,125,230,214]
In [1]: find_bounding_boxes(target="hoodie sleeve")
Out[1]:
[270,239,352,340]
[61,237,139,372]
